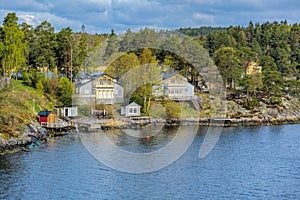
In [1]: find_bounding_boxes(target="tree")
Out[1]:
[103,35,120,62]
[78,25,88,74]
[58,77,74,106]
[214,46,242,89]
[138,48,160,114]
[262,70,283,95]
[31,21,56,73]
[1,13,27,78]
[56,27,74,80]
[239,75,256,98]
[106,53,140,78]
[20,22,33,69]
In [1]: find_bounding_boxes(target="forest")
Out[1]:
[1,12,300,108]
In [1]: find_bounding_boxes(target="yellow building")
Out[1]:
[246,61,262,75]
[93,74,114,103]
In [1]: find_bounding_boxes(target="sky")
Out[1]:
[0,0,299,34]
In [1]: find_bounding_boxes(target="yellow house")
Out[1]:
[246,61,262,75]
[74,73,124,105]
[93,74,115,104]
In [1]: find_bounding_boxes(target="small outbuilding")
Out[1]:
[38,110,55,126]
[56,106,78,118]
[121,102,141,117]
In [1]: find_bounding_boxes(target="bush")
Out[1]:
[22,72,31,86]
[243,97,260,110]
[270,96,283,106]
[165,101,181,119]
[95,104,113,116]
[35,79,44,94]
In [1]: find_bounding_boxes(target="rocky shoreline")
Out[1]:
[1,114,300,155]
[102,115,300,129]
[0,121,65,155]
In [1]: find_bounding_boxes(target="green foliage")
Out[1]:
[0,80,55,137]
[242,97,260,110]
[30,21,57,71]
[56,27,74,79]
[262,70,283,94]
[270,96,283,106]
[165,101,181,119]
[1,13,27,77]
[58,77,74,106]
[214,46,242,88]
[106,53,140,77]
[239,75,256,97]
[22,72,31,86]
[177,26,226,37]
[35,79,44,94]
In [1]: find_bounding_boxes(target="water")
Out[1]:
[0,125,300,199]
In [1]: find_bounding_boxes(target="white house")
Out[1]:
[153,72,195,100]
[73,73,124,105]
[121,102,141,117]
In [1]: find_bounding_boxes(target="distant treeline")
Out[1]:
[177,26,226,36]
[1,12,299,98]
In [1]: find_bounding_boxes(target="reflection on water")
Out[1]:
[0,125,300,199]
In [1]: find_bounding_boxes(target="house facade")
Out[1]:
[121,102,141,117]
[246,61,262,75]
[73,73,124,105]
[154,72,195,100]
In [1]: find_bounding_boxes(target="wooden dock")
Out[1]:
[41,119,76,132]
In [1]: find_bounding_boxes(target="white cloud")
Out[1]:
[0,0,299,33]
[193,12,215,23]
[19,14,35,25]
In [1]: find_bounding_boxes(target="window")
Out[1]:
[171,78,175,83]
[129,107,138,114]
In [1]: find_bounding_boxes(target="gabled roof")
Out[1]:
[38,110,52,117]
[162,71,179,79]
[122,102,141,108]
[75,72,116,88]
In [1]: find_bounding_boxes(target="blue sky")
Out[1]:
[0,0,299,33]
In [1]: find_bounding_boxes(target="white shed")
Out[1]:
[121,102,141,117]
[59,106,78,117]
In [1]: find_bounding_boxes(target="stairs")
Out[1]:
[190,96,203,111]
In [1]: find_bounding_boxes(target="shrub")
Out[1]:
[243,97,260,110]
[165,101,181,119]
[270,96,283,106]
[22,72,31,86]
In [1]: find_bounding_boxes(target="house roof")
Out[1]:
[38,110,52,117]
[122,102,141,108]
[75,72,120,88]
[162,71,179,79]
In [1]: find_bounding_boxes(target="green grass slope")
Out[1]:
[0,80,55,139]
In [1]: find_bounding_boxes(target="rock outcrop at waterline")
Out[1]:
[0,122,48,154]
